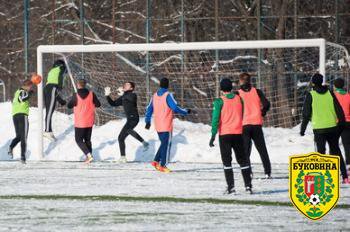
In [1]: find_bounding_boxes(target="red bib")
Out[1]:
[74,91,95,128]
[153,92,174,132]
[238,87,263,126]
[218,95,243,135]
[334,91,350,122]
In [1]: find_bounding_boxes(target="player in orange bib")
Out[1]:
[67,79,101,163]
[333,78,350,174]
[145,78,190,173]
[209,78,252,194]
[238,72,271,179]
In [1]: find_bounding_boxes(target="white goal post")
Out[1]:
[36,38,348,159]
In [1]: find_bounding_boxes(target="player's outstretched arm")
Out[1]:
[166,93,190,115]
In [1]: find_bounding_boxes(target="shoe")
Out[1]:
[265,174,272,179]
[43,132,57,141]
[342,178,350,184]
[143,141,149,152]
[84,153,93,164]
[151,161,159,170]
[118,156,127,163]
[158,166,171,173]
[224,186,236,195]
[246,186,253,194]
[21,159,26,164]
[8,147,13,159]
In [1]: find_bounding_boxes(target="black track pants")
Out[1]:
[10,114,29,161]
[219,134,252,188]
[340,127,350,165]
[118,118,144,157]
[75,127,93,155]
[243,125,271,175]
[44,85,57,132]
[314,131,348,179]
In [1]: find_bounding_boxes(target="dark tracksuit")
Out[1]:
[44,66,66,133]
[211,93,252,189]
[145,88,188,167]
[239,84,271,176]
[107,90,145,157]
[10,89,32,161]
[67,88,101,155]
[300,86,348,179]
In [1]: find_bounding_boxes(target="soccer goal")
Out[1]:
[36,39,350,158]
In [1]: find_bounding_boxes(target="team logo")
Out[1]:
[289,152,339,220]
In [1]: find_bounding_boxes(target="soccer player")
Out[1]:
[67,79,101,163]
[105,82,149,163]
[8,79,34,164]
[209,78,252,194]
[44,60,67,141]
[333,78,350,173]
[238,72,272,178]
[300,73,349,183]
[145,77,190,173]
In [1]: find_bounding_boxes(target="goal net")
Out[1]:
[37,39,350,157]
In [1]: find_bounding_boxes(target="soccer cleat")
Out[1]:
[118,156,127,163]
[246,186,253,194]
[224,186,236,195]
[265,174,272,179]
[43,132,57,141]
[143,141,149,152]
[84,153,93,164]
[151,161,159,169]
[158,166,171,173]
[342,178,350,184]
[21,159,26,164]
[8,147,13,159]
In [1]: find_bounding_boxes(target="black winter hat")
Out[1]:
[334,78,345,89]
[220,78,233,92]
[53,59,65,68]
[311,73,323,86]
[160,78,169,89]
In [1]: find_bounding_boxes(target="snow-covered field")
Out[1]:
[0,102,315,163]
[0,103,349,231]
[0,162,349,231]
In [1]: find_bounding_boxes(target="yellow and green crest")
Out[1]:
[289,152,339,220]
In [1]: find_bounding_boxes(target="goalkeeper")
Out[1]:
[105,82,149,163]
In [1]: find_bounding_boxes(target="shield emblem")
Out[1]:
[289,152,339,220]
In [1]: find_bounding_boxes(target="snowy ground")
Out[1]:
[0,162,349,231]
[1,103,350,230]
[0,102,316,163]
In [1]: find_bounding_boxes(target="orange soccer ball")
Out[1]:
[31,73,42,85]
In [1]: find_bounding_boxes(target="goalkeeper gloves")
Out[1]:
[104,87,111,96]
[117,87,124,96]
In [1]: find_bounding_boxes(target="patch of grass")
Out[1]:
[0,194,349,209]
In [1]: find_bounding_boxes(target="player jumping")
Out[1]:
[67,79,101,163]
[44,60,67,141]
[105,82,149,163]
[238,72,272,179]
[300,73,349,183]
[145,77,190,173]
[209,78,253,194]
[8,79,34,164]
